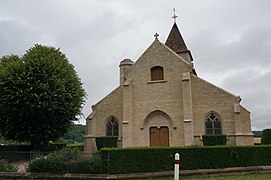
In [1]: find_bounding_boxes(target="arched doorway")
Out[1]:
[144,110,172,147]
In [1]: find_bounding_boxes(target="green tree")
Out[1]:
[261,129,271,144]
[0,44,86,150]
[57,124,85,143]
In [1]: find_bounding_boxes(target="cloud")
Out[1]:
[0,0,271,130]
[0,19,42,56]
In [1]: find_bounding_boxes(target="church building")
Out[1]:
[84,19,254,153]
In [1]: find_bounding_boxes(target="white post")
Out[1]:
[174,153,180,180]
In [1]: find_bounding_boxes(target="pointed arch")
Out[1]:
[143,110,173,147]
[105,116,119,137]
[205,112,222,135]
[144,110,173,128]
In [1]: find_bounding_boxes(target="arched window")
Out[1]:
[151,66,164,81]
[205,112,222,135]
[106,117,119,136]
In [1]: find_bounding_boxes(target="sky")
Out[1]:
[0,0,271,130]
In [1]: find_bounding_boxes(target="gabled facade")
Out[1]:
[84,22,254,153]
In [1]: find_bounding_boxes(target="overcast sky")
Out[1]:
[1,0,271,130]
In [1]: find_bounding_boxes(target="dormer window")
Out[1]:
[151,66,164,81]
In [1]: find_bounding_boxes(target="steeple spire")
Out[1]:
[165,9,194,67]
[165,19,188,54]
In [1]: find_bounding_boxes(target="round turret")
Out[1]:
[119,58,134,85]
[119,58,134,67]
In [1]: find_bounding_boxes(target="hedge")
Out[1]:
[202,135,227,146]
[0,144,31,151]
[261,129,271,144]
[0,143,66,151]
[95,136,118,151]
[100,145,271,174]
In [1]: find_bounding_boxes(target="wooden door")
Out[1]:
[160,126,169,146]
[150,127,160,147]
[150,126,169,147]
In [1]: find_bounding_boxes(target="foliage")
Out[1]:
[28,148,102,174]
[0,45,86,150]
[252,131,262,137]
[0,159,17,172]
[261,129,271,144]
[0,144,31,151]
[28,148,81,173]
[0,124,85,145]
[66,143,84,151]
[95,136,118,151]
[100,145,271,174]
[67,153,102,174]
[57,124,85,143]
[202,135,227,146]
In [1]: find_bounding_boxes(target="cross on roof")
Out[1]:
[154,32,159,39]
[172,8,178,23]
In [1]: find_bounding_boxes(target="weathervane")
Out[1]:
[172,8,178,23]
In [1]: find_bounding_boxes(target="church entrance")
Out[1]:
[150,126,169,147]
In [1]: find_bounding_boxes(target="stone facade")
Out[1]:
[84,22,254,153]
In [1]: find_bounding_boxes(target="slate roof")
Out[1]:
[165,23,188,53]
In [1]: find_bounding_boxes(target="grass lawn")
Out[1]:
[184,173,271,179]
[152,173,271,180]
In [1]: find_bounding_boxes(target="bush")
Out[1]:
[95,136,118,151]
[0,159,17,172]
[101,145,271,174]
[28,148,81,173]
[202,135,227,146]
[261,129,271,144]
[28,148,102,174]
[68,153,102,174]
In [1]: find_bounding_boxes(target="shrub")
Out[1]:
[101,145,271,174]
[95,136,118,151]
[28,148,102,174]
[68,153,102,174]
[202,135,227,146]
[28,148,81,173]
[0,159,17,172]
[261,129,271,144]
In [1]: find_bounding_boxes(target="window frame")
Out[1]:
[205,112,222,135]
[106,117,119,137]
[151,66,164,81]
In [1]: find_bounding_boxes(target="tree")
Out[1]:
[57,124,85,143]
[261,129,271,145]
[0,44,86,150]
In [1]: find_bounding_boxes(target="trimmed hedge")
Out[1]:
[0,144,31,151]
[100,145,271,174]
[202,135,227,146]
[67,143,84,151]
[261,129,271,144]
[95,136,118,151]
[0,143,66,151]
